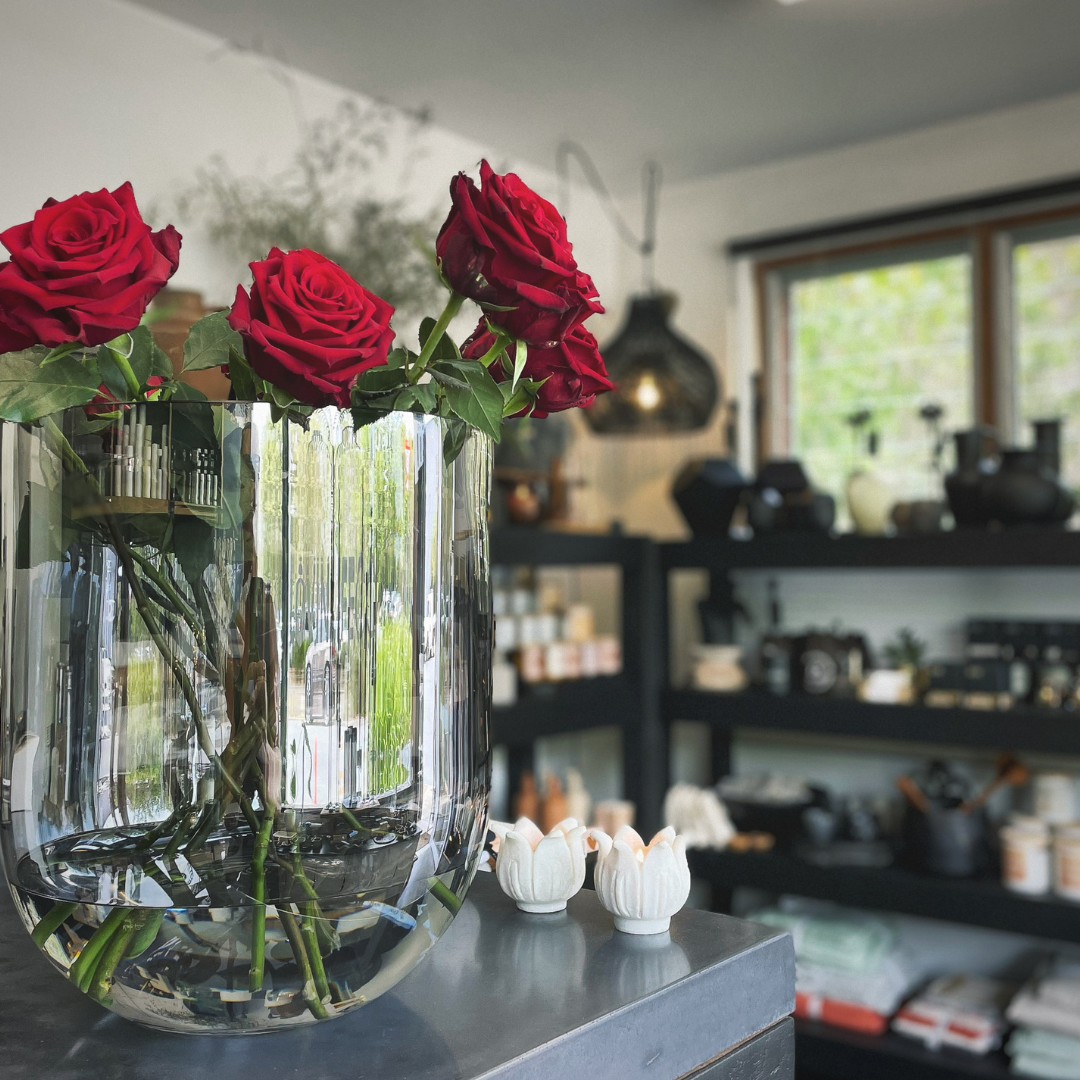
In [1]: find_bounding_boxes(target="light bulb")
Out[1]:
[634,372,662,412]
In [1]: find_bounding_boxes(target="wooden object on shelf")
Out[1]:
[539,772,568,833]
[513,770,539,823]
[71,497,198,519]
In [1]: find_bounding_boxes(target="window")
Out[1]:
[1013,227,1080,487]
[748,187,1080,522]
[787,252,973,510]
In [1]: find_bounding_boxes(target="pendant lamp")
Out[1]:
[556,143,720,435]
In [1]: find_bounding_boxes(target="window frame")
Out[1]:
[749,194,1080,464]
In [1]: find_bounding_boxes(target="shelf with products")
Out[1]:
[686,849,1080,941]
[488,529,665,833]
[664,690,1080,757]
[795,1020,1013,1080]
[660,528,1080,572]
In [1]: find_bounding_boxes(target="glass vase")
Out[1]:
[0,402,492,1033]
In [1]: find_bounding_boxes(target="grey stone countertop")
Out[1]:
[0,871,795,1080]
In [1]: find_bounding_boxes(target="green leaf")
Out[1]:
[418,316,459,362]
[96,344,131,401]
[0,353,99,423]
[511,340,528,391]
[442,418,469,464]
[428,368,471,392]
[226,345,263,402]
[181,311,242,373]
[167,382,209,402]
[351,405,390,430]
[128,324,173,381]
[394,382,438,413]
[353,365,409,396]
[442,362,503,442]
[39,342,81,366]
[385,348,411,370]
[268,383,296,410]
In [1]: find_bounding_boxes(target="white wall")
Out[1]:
[570,87,1080,537]
[0,0,618,338]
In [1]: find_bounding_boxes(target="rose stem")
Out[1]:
[30,901,78,947]
[68,907,129,992]
[410,292,465,382]
[135,801,194,851]
[278,907,330,1020]
[474,332,512,370]
[105,341,145,402]
[428,879,462,915]
[248,811,275,993]
[87,911,143,1004]
[298,900,331,1004]
[126,547,207,655]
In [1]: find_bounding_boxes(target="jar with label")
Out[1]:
[1053,823,1080,901]
[1034,773,1076,824]
[1000,820,1051,895]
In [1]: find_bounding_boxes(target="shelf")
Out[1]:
[661,529,1080,572]
[665,690,1080,756]
[491,675,636,746]
[688,849,1080,941]
[491,528,650,567]
[795,1021,1012,1080]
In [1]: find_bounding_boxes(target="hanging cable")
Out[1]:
[556,141,661,292]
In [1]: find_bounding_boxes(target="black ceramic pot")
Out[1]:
[944,429,994,527]
[904,804,989,878]
[672,458,748,536]
[982,448,1073,526]
[747,459,836,533]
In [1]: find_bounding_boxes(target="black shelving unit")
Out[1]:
[659,531,1080,1079]
[796,1021,1013,1080]
[662,528,1080,572]
[489,529,665,833]
[666,689,1080,757]
[687,849,1080,940]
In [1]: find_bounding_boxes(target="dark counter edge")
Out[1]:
[480,927,796,1080]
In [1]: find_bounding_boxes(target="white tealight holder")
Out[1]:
[589,825,691,935]
[489,817,588,913]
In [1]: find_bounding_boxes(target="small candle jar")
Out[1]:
[1000,821,1051,895]
[1053,823,1080,901]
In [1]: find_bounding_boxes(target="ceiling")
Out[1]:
[132,0,1080,191]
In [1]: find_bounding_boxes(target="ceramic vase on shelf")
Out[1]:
[845,469,892,535]
[0,403,492,1033]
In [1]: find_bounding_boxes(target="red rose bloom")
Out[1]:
[0,182,181,353]
[228,248,395,409]
[462,319,613,417]
[436,161,603,348]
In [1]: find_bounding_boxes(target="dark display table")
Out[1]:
[0,873,794,1080]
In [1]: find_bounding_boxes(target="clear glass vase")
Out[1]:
[0,402,492,1032]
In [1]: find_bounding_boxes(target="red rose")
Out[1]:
[462,319,613,417]
[228,248,395,409]
[436,161,603,348]
[0,182,180,353]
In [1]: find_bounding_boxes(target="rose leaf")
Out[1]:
[226,345,263,402]
[167,382,209,402]
[418,317,459,362]
[351,405,389,431]
[126,324,174,383]
[0,353,99,423]
[394,383,438,414]
[511,340,528,391]
[182,311,243,373]
[443,364,504,442]
[354,366,409,396]
[442,418,469,464]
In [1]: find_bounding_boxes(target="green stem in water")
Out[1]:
[248,812,275,993]
[127,547,207,656]
[298,901,331,1003]
[31,901,78,948]
[87,911,143,1004]
[69,907,128,992]
[410,292,465,383]
[278,907,330,1020]
[429,878,462,915]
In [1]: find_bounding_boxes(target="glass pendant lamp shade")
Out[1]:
[585,294,719,435]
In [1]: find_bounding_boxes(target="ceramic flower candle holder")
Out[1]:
[589,825,691,935]
[489,817,588,913]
